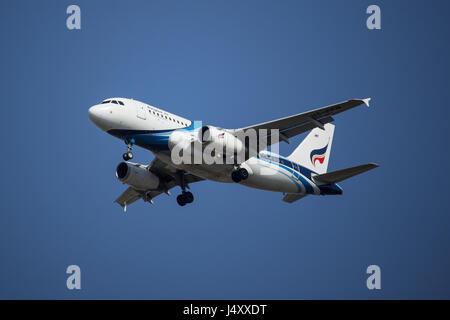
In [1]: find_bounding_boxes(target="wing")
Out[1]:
[115,187,143,211]
[114,157,204,211]
[235,98,371,146]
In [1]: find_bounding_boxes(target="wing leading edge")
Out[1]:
[235,98,370,146]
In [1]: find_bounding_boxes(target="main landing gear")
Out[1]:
[176,191,194,207]
[176,171,194,207]
[122,138,135,161]
[231,167,249,183]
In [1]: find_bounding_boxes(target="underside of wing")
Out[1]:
[115,157,204,211]
[115,187,143,211]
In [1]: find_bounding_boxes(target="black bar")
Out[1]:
[1,300,449,318]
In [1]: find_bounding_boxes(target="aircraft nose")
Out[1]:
[88,104,112,131]
[88,105,101,121]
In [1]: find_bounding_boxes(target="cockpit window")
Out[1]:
[101,100,125,105]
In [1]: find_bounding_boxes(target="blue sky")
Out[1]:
[0,0,449,299]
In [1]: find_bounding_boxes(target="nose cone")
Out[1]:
[88,104,112,131]
[88,105,101,121]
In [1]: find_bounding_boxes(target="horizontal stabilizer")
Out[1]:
[313,163,379,184]
[283,193,306,203]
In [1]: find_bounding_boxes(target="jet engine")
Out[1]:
[116,162,160,190]
[198,126,244,155]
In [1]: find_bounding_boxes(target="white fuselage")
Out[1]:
[88,98,326,196]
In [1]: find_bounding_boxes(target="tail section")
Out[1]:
[287,123,335,174]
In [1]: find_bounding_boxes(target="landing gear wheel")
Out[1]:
[176,171,194,206]
[177,194,187,206]
[122,152,133,161]
[238,168,249,180]
[183,191,194,204]
[231,170,242,183]
[122,138,134,161]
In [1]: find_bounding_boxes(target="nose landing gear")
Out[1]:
[231,167,249,183]
[123,152,133,161]
[122,138,135,161]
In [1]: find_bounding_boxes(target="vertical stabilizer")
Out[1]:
[287,123,335,174]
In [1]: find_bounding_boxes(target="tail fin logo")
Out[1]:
[310,144,328,167]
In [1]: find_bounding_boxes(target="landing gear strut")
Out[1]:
[231,167,249,183]
[176,171,194,206]
[122,138,134,161]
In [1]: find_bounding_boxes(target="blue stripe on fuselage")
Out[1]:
[258,157,315,194]
[107,123,196,150]
[258,155,343,195]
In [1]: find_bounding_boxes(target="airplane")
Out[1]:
[88,97,378,210]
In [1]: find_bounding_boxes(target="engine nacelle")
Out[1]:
[199,126,244,155]
[116,162,160,190]
[168,130,193,151]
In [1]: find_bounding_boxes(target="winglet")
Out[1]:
[362,98,371,107]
